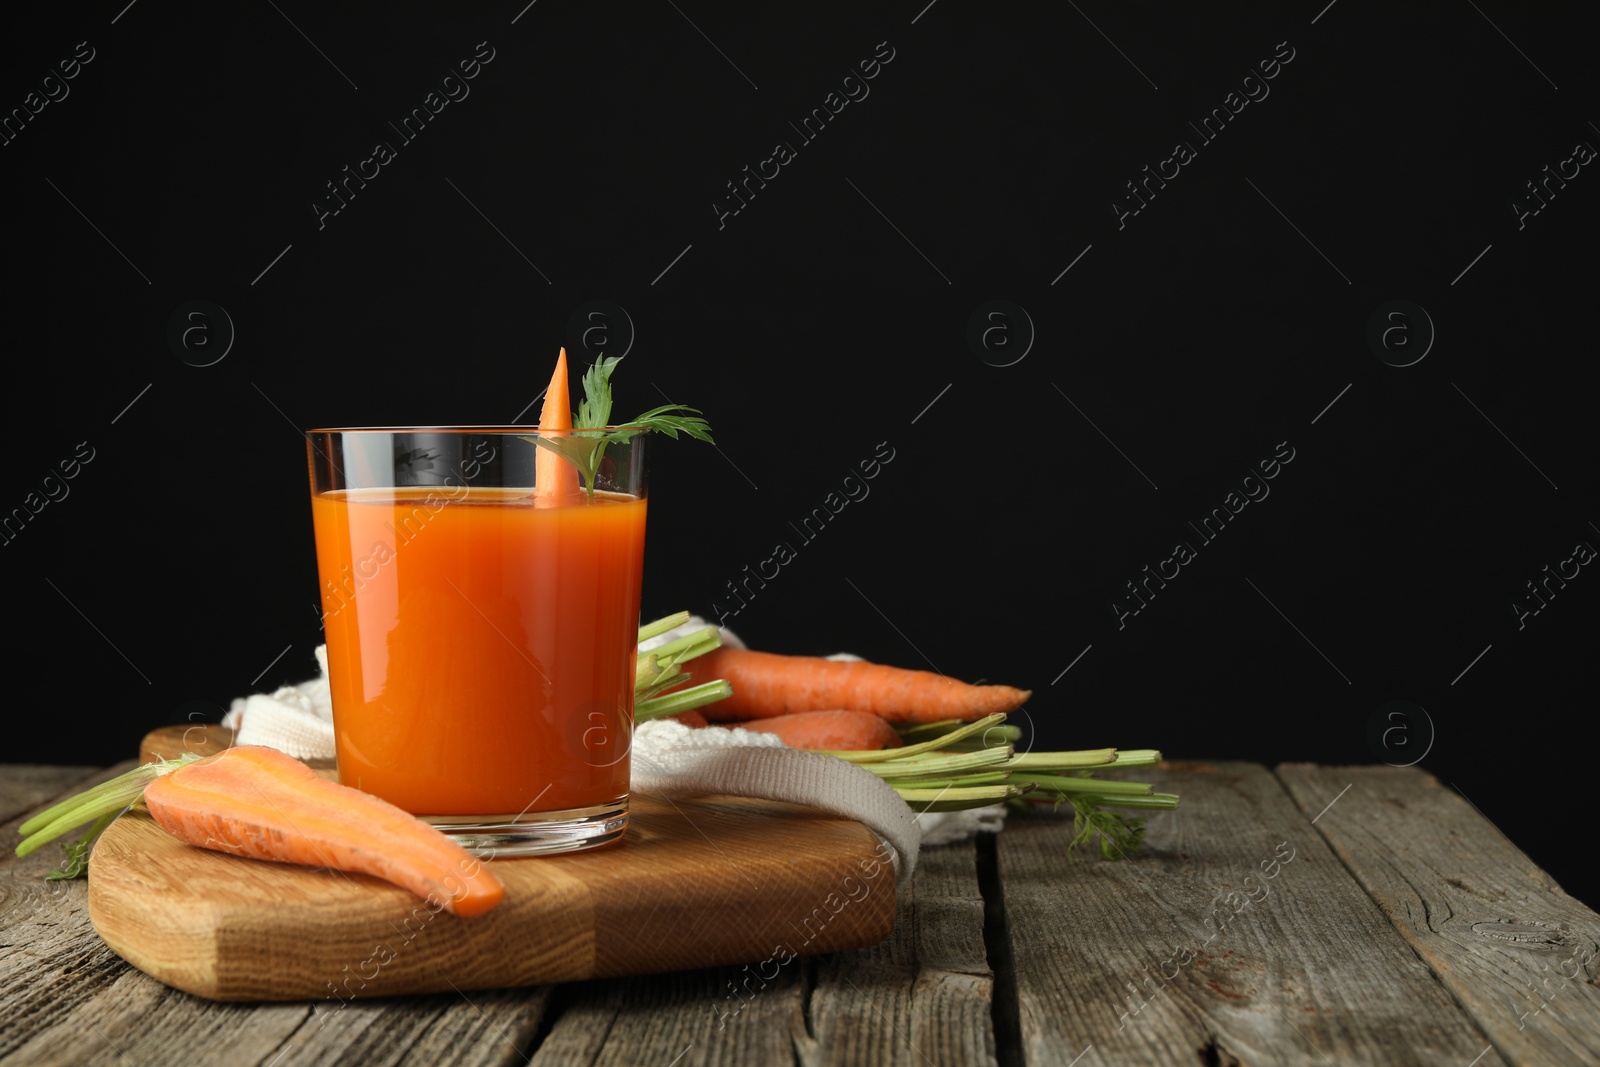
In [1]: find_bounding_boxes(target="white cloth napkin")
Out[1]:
[221,618,1009,886]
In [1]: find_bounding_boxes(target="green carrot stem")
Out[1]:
[940,738,1012,753]
[1011,774,1153,796]
[637,628,719,672]
[895,784,1028,811]
[823,714,1007,763]
[635,665,689,702]
[637,612,692,643]
[17,794,145,857]
[633,616,729,711]
[19,758,188,836]
[635,680,734,722]
[858,747,1014,780]
[1005,749,1120,771]
[1088,792,1181,810]
[894,719,1024,746]
[15,757,195,858]
[903,798,1016,814]
[884,770,1013,790]
[894,785,1017,802]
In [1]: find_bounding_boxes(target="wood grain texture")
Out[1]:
[141,724,335,770]
[5,765,554,1067]
[0,765,100,826]
[88,795,895,1001]
[0,761,140,1061]
[14,754,1587,1066]
[994,762,1505,1066]
[535,968,802,1067]
[524,839,990,1067]
[1278,763,1600,1067]
[1,961,556,1067]
[804,840,996,1067]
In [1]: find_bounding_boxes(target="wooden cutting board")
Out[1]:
[87,726,897,1002]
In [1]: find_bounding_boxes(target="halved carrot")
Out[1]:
[143,746,505,917]
[533,347,581,505]
[731,710,903,751]
[693,648,1032,723]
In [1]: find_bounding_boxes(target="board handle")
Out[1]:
[139,724,232,764]
[140,724,338,771]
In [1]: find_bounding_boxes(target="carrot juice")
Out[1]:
[305,430,648,854]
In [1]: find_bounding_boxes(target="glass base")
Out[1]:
[419,799,628,857]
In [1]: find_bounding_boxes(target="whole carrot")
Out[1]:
[693,648,1032,724]
[141,746,505,917]
[731,709,904,751]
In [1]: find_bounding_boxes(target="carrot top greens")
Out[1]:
[526,355,713,496]
[837,718,1176,860]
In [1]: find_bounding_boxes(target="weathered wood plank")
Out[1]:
[524,982,628,1065]
[0,765,101,827]
[2,969,554,1067]
[22,758,1574,1065]
[995,762,1505,1066]
[1278,763,1600,1067]
[528,966,801,1066]
[528,838,992,1066]
[259,986,553,1067]
[1,968,308,1066]
[805,841,996,1067]
[979,833,1023,1067]
[0,761,141,1061]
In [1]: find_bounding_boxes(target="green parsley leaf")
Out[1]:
[36,806,126,880]
[576,355,622,430]
[526,355,712,496]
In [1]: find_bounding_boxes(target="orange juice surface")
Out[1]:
[311,486,647,816]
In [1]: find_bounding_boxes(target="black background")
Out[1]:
[3,4,1595,905]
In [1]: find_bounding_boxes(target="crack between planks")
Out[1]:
[569,982,628,1067]
[976,831,1023,1067]
[1198,1031,1247,1066]
[282,994,363,1054]
[790,955,819,1067]
[423,985,553,1066]
[520,985,566,1063]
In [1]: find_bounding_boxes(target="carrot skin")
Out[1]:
[665,709,711,728]
[731,710,903,751]
[533,347,581,504]
[143,746,505,917]
[694,648,1031,723]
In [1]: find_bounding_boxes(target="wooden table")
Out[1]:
[4,760,1598,1066]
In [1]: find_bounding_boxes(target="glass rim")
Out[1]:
[305,425,649,434]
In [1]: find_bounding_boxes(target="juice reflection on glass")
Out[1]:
[306,429,646,856]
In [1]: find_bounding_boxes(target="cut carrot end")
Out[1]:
[534,347,582,503]
[538,348,572,432]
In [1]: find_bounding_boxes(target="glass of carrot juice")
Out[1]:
[305,427,647,856]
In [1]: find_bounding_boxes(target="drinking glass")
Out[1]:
[305,427,647,855]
